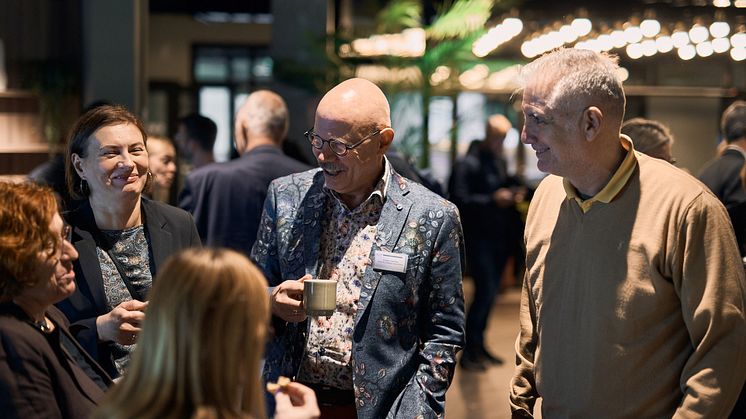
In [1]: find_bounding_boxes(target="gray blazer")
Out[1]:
[252,168,465,419]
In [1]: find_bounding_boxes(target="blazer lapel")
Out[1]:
[69,203,107,311]
[355,172,413,328]
[302,172,327,277]
[142,199,172,276]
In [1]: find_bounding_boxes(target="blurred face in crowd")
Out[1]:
[72,123,149,200]
[147,138,177,189]
[21,213,78,306]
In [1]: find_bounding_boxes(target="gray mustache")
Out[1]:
[320,164,344,171]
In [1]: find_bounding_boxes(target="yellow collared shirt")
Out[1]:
[563,135,638,213]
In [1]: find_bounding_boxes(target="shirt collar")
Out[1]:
[563,134,638,213]
[726,144,746,159]
[324,156,391,211]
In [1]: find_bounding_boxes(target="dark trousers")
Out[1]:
[464,241,510,354]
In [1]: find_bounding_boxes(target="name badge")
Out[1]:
[373,251,408,273]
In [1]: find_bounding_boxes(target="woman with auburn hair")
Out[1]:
[93,248,319,419]
[58,104,200,378]
[0,182,112,418]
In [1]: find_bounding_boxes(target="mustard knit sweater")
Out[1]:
[511,152,746,419]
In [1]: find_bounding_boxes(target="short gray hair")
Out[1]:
[236,90,289,142]
[520,48,626,120]
[621,118,674,154]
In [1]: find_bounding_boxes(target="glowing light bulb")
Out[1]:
[712,37,730,53]
[689,25,709,44]
[731,47,746,61]
[641,39,657,56]
[640,19,661,38]
[678,44,696,60]
[656,36,674,53]
[710,21,730,38]
[571,18,593,37]
[696,41,714,57]
[672,30,690,48]
[731,33,746,48]
[626,43,644,59]
[624,26,643,44]
[610,30,627,48]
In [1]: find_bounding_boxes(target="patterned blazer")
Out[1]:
[252,168,465,419]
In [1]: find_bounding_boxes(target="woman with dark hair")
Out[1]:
[58,104,200,378]
[93,248,320,419]
[0,181,113,418]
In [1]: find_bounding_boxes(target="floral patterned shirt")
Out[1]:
[297,162,390,389]
[97,225,153,375]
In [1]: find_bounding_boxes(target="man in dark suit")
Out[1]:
[449,114,527,370]
[179,90,311,255]
[175,113,216,169]
[699,101,746,210]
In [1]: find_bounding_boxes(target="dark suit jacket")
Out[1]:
[56,198,201,377]
[252,168,465,419]
[0,304,112,419]
[698,147,746,209]
[179,145,310,255]
[449,141,524,248]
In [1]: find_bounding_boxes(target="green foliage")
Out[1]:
[419,31,485,76]
[376,0,422,33]
[427,0,493,41]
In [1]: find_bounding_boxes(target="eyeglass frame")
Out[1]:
[62,224,72,243]
[305,127,383,157]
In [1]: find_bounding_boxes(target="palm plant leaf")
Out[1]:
[427,0,493,41]
[377,0,422,33]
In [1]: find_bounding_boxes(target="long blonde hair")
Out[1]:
[94,248,269,419]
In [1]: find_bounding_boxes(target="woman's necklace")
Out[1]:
[34,316,52,333]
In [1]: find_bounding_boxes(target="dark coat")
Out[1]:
[56,198,201,377]
[0,304,112,419]
[179,145,310,255]
[449,141,524,245]
[698,147,746,210]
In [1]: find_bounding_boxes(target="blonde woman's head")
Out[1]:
[95,248,270,419]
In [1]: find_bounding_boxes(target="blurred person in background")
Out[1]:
[621,117,676,164]
[0,182,112,418]
[179,90,310,255]
[92,248,320,419]
[145,135,177,203]
[58,105,201,379]
[699,101,746,210]
[175,113,217,170]
[449,114,527,371]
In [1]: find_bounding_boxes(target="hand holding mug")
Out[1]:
[271,274,310,322]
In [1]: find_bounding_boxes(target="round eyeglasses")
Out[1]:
[305,128,382,157]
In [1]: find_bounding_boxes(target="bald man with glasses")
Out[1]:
[252,78,466,419]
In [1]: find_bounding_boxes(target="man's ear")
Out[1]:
[583,106,603,142]
[378,127,395,153]
[71,154,85,179]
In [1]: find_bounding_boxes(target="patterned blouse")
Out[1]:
[97,225,153,376]
[297,163,390,390]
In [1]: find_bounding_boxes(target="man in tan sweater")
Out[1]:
[509,48,746,418]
